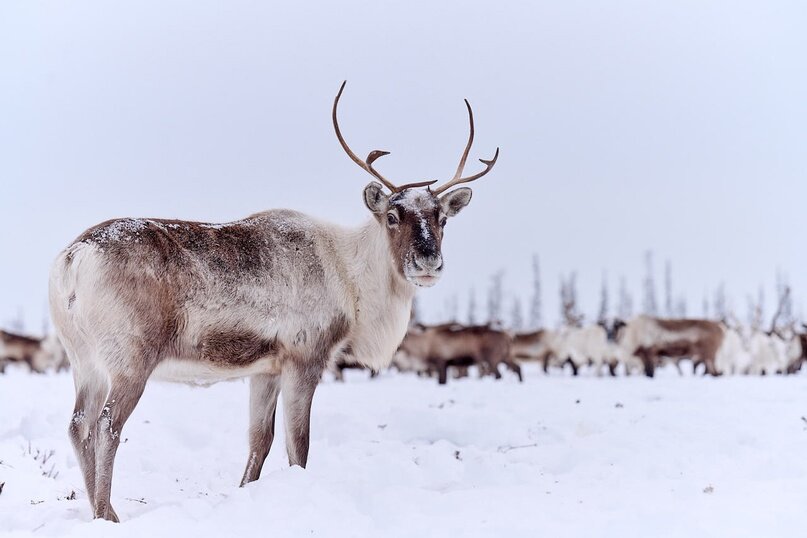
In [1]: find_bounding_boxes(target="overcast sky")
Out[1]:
[1,1,805,333]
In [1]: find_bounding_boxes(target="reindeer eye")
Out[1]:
[439,217,447,228]
[387,213,399,226]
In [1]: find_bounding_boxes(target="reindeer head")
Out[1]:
[332,81,499,288]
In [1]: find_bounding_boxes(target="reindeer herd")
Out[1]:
[329,313,807,383]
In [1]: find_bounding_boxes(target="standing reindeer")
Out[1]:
[49,82,499,522]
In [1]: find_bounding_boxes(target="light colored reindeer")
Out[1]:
[48,82,499,521]
[617,315,725,377]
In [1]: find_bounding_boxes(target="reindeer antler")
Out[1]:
[332,81,437,193]
[431,99,499,196]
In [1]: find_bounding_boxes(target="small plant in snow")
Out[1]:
[23,441,59,479]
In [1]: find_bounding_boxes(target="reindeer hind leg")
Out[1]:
[68,362,108,510]
[93,369,151,522]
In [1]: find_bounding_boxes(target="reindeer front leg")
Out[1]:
[280,362,322,468]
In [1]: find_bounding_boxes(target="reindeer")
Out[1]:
[786,331,807,374]
[511,329,554,371]
[0,330,44,373]
[48,82,499,521]
[617,316,724,377]
[397,323,521,384]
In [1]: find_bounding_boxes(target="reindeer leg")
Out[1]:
[503,359,523,382]
[489,359,502,380]
[94,372,149,522]
[68,365,107,510]
[704,356,719,377]
[334,364,345,382]
[641,353,655,378]
[437,361,449,385]
[240,373,281,486]
[281,362,322,468]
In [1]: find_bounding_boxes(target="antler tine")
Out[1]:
[432,148,499,195]
[451,99,475,181]
[432,99,499,195]
[332,81,400,193]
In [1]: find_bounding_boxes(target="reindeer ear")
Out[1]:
[363,182,389,214]
[439,187,472,217]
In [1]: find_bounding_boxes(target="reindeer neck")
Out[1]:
[335,219,415,369]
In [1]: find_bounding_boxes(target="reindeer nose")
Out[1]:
[414,255,443,272]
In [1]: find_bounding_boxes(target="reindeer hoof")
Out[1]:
[94,502,120,522]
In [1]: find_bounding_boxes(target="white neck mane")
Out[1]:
[334,219,416,370]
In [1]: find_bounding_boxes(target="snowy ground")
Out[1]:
[2,365,807,538]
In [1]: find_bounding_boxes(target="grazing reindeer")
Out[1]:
[618,316,724,377]
[511,329,554,371]
[48,82,499,521]
[0,330,42,372]
[398,323,521,384]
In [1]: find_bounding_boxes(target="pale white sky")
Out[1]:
[1,1,805,333]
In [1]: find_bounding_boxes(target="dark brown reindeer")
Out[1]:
[49,82,499,521]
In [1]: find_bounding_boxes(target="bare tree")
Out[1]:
[444,293,459,322]
[642,250,658,315]
[747,288,764,331]
[702,293,710,319]
[770,274,794,335]
[664,260,673,317]
[617,276,633,320]
[487,271,505,324]
[8,307,25,333]
[675,295,687,318]
[560,273,583,327]
[42,313,50,336]
[467,287,477,325]
[511,297,524,331]
[713,283,727,323]
[597,272,609,325]
[774,272,794,332]
[757,286,765,327]
[528,254,542,329]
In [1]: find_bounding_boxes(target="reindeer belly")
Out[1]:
[151,355,283,386]
[152,328,286,385]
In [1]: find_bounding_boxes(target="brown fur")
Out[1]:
[384,191,445,279]
[511,330,552,363]
[199,331,281,366]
